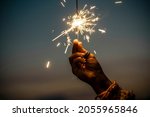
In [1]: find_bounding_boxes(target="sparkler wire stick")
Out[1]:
[76,0,79,15]
[76,0,79,38]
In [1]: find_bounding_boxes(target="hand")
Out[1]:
[69,39,112,94]
[69,39,103,83]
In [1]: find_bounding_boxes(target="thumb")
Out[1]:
[72,39,87,53]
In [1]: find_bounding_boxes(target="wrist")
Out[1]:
[90,73,112,95]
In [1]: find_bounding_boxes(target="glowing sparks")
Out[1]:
[56,42,61,47]
[115,1,123,4]
[64,36,72,54]
[90,6,96,10]
[98,29,106,34]
[66,5,99,37]
[51,30,54,33]
[46,61,51,68]
[85,35,90,42]
[52,4,101,53]
[61,0,67,7]
[94,50,97,54]
[62,18,66,21]
[61,2,65,7]
[72,18,86,27]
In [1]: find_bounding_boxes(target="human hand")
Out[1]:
[69,39,101,83]
[69,39,112,94]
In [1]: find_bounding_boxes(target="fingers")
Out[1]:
[72,39,87,53]
[86,57,102,70]
[73,57,86,65]
[87,53,95,59]
[69,52,84,64]
[84,52,95,59]
[86,57,97,65]
[69,52,95,64]
[72,57,86,69]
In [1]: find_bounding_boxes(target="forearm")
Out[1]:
[90,73,112,95]
[89,73,135,100]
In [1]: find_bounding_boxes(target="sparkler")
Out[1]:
[52,0,106,54]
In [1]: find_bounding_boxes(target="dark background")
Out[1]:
[0,0,149,99]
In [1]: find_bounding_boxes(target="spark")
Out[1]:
[83,35,86,40]
[90,6,96,10]
[83,4,87,10]
[52,27,73,42]
[52,4,100,53]
[94,50,97,54]
[64,36,72,53]
[56,42,61,47]
[51,30,55,33]
[62,18,66,21]
[85,35,90,42]
[115,1,123,4]
[98,29,106,34]
[46,61,51,68]
[61,2,65,7]
[64,44,70,54]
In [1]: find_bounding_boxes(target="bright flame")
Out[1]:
[66,6,99,36]
[52,4,102,53]
[72,18,86,27]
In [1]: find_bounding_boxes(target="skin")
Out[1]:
[69,39,112,95]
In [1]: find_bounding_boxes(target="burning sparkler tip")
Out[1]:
[52,3,104,54]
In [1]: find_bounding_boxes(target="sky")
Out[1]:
[0,0,150,99]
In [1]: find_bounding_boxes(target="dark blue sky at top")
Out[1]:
[0,0,149,99]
